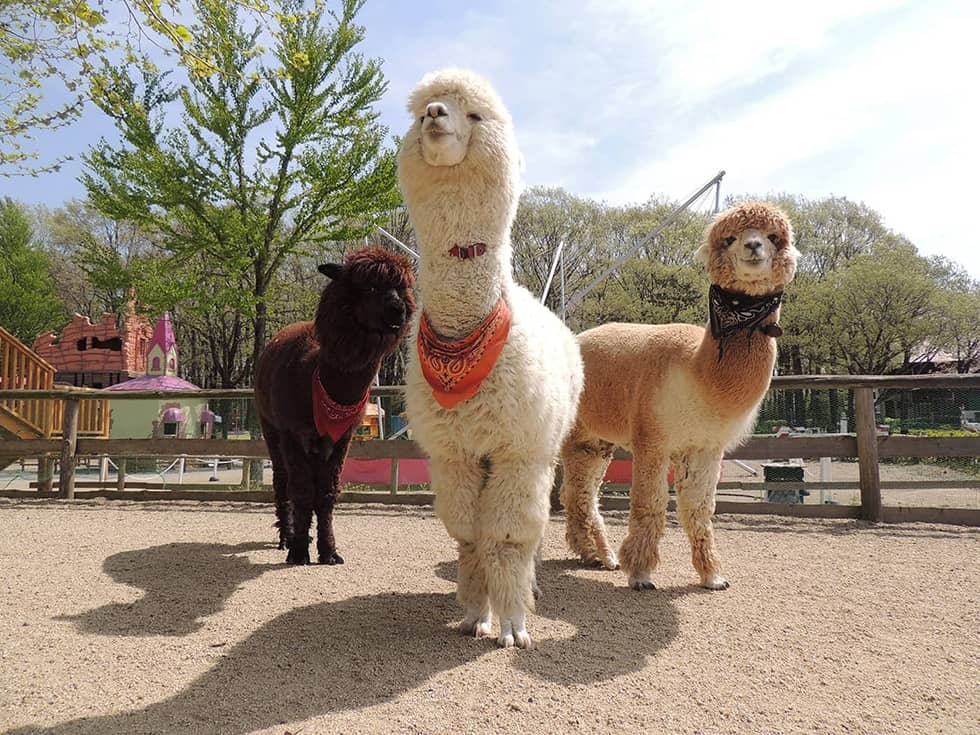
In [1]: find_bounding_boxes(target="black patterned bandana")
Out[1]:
[708,284,784,360]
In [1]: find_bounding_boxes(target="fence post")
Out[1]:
[116,458,127,492]
[59,397,80,500]
[854,387,882,522]
[37,456,54,493]
[389,457,399,498]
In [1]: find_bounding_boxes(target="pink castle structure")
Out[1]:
[33,300,152,388]
[104,313,211,439]
[105,312,199,393]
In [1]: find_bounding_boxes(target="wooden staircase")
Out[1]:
[0,326,110,470]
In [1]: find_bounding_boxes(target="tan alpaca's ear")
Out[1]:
[694,242,710,266]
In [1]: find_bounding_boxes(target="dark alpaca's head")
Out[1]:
[314,247,417,370]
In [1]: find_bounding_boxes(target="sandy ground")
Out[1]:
[0,500,977,735]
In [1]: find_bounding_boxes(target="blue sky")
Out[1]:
[5,0,979,278]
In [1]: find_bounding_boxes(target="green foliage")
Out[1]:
[81,0,396,385]
[0,0,276,175]
[0,197,66,341]
[512,187,712,329]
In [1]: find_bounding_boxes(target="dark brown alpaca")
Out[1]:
[255,247,416,565]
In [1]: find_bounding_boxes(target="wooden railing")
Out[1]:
[0,326,109,439]
[0,325,56,437]
[0,376,978,525]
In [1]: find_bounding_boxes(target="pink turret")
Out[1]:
[146,312,178,377]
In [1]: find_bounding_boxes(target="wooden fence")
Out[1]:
[1,375,978,525]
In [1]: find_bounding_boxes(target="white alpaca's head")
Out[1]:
[398,69,522,233]
[696,201,799,296]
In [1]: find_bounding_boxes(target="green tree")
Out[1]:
[0,197,66,342]
[933,285,980,373]
[81,0,398,386]
[512,187,612,317]
[41,199,160,315]
[800,242,939,375]
[0,0,276,175]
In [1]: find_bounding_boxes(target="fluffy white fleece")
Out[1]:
[399,68,583,648]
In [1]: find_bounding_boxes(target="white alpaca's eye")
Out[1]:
[767,233,780,244]
[467,113,483,122]
[723,236,737,247]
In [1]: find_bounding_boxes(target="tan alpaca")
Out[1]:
[560,201,798,590]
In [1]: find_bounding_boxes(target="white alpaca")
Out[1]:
[399,69,583,648]
[561,202,799,591]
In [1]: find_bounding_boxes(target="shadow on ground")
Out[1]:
[56,541,274,636]
[9,556,681,735]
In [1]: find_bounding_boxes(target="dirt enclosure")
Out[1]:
[0,500,977,735]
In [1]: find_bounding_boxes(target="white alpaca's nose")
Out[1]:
[426,102,449,118]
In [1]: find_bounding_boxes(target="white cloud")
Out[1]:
[583,1,980,275]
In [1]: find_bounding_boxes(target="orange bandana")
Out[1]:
[417,298,512,409]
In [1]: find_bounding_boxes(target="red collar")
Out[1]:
[449,243,487,259]
[311,366,370,441]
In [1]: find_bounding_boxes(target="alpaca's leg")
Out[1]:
[456,540,491,638]
[313,433,354,565]
[430,457,491,637]
[618,448,670,590]
[673,449,728,590]
[278,437,314,565]
[560,435,617,569]
[260,420,290,550]
[478,458,552,649]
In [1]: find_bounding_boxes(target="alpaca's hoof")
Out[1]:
[628,572,656,591]
[498,619,532,649]
[497,631,532,649]
[276,537,288,551]
[459,617,492,639]
[702,574,729,590]
[319,551,345,565]
[590,554,619,571]
[532,580,542,601]
[286,547,310,565]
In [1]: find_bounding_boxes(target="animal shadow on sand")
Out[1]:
[56,541,274,636]
[9,559,687,735]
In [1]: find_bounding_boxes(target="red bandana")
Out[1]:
[417,298,512,409]
[312,367,370,441]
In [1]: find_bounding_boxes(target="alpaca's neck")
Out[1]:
[417,252,513,338]
[410,178,517,339]
[694,304,781,416]
[316,355,378,406]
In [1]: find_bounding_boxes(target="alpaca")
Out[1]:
[561,202,798,590]
[398,69,584,648]
[255,247,415,565]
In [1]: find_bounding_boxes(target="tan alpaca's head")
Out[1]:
[398,68,521,192]
[696,201,799,296]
